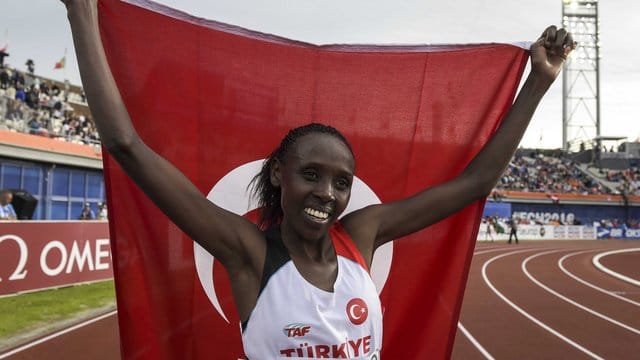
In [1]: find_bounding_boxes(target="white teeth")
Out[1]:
[305,208,329,220]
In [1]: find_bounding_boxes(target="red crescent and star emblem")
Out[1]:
[346,298,368,325]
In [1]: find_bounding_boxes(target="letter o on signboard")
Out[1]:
[40,241,68,276]
[0,234,29,281]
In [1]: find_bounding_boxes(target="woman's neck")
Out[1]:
[279,220,335,262]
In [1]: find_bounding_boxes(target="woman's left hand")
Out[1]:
[530,25,576,83]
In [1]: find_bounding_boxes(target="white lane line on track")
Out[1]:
[523,250,640,335]
[474,246,533,256]
[459,245,551,358]
[0,310,118,359]
[456,247,522,358]
[560,250,640,307]
[593,248,640,287]
[457,322,495,360]
[482,249,604,360]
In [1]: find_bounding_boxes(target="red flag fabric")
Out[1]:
[99,0,528,358]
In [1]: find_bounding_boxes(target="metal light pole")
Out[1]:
[562,0,600,152]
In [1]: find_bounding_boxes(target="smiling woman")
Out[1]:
[241,124,385,357]
[274,132,354,244]
[250,123,355,232]
[61,0,575,358]
[226,123,386,357]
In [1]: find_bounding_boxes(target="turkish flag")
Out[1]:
[98,0,528,358]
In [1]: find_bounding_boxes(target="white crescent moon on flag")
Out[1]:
[349,303,363,320]
[195,159,393,323]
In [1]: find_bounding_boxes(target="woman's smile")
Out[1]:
[304,207,330,221]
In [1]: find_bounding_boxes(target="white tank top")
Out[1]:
[241,222,383,359]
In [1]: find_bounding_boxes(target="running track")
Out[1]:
[2,240,638,359]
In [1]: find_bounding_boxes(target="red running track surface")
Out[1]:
[1,240,638,359]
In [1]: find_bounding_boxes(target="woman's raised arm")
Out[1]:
[62,0,264,270]
[343,26,575,254]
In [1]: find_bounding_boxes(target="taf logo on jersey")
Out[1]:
[283,323,311,338]
[346,298,368,325]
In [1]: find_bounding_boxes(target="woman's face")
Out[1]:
[274,133,355,241]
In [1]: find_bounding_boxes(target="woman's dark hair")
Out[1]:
[250,123,353,229]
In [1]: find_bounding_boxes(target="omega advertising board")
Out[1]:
[0,221,113,296]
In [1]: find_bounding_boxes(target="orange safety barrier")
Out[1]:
[0,129,102,160]
[494,190,639,203]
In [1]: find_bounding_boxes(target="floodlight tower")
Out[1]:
[562,0,600,151]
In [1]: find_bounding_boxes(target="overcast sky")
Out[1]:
[2,0,638,148]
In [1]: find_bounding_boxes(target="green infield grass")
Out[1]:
[0,280,116,340]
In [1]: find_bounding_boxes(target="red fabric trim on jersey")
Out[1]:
[331,222,369,272]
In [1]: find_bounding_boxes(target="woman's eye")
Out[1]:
[303,170,318,180]
[336,179,350,190]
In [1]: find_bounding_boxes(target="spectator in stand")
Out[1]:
[78,202,95,220]
[6,97,24,121]
[97,202,108,220]
[0,67,9,90]
[27,115,42,135]
[51,84,61,96]
[11,70,24,87]
[4,77,16,99]
[25,59,35,74]
[0,190,17,220]
[0,50,7,68]
[40,81,50,97]
[61,118,71,138]
[25,85,40,109]
[15,83,26,102]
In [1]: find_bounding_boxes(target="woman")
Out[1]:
[62,0,574,357]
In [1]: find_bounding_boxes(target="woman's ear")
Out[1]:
[270,159,282,187]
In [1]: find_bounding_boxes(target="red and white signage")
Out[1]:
[477,223,598,241]
[0,221,112,296]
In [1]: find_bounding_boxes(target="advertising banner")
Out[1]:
[0,221,112,296]
[595,225,640,240]
[477,223,596,241]
[510,202,639,226]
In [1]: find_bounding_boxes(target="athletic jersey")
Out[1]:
[242,222,383,359]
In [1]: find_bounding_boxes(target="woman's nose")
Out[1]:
[314,180,336,202]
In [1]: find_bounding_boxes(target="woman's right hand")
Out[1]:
[530,25,576,85]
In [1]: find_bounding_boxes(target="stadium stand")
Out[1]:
[499,151,611,195]
[0,64,99,146]
[491,147,640,228]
